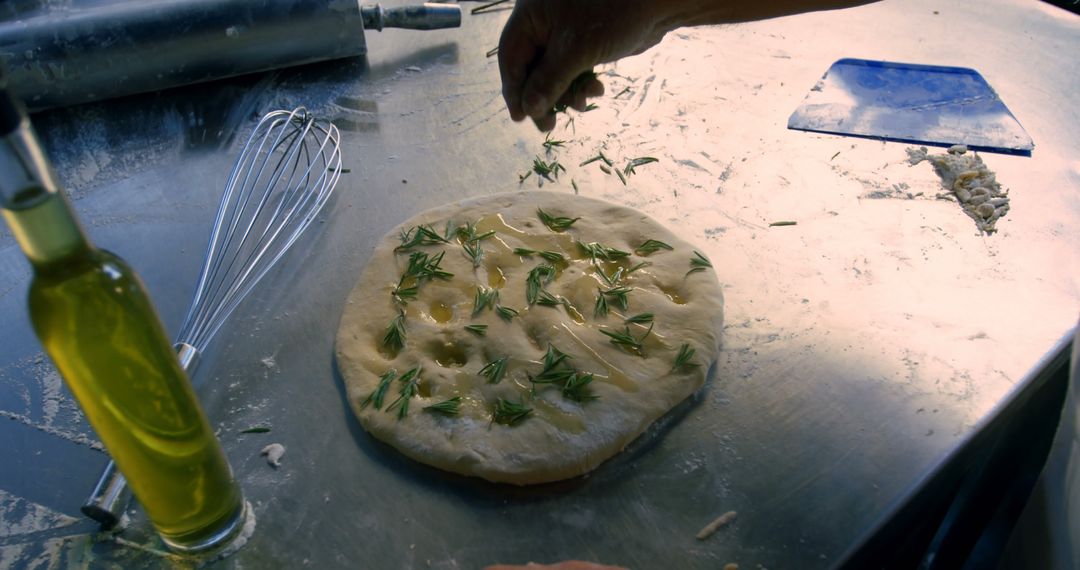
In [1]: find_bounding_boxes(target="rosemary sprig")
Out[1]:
[583,103,598,112]
[462,240,483,267]
[596,266,624,287]
[626,261,650,274]
[600,286,632,311]
[542,344,570,370]
[465,324,488,336]
[626,313,654,325]
[382,311,406,352]
[600,324,652,356]
[473,286,500,315]
[360,369,398,410]
[536,289,564,307]
[392,284,418,304]
[526,264,557,304]
[614,168,627,185]
[424,397,462,416]
[673,344,699,371]
[687,251,713,275]
[397,224,450,250]
[513,247,565,264]
[492,398,532,426]
[563,372,598,402]
[519,171,532,183]
[537,208,580,232]
[578,241,631,263]
[496,305,519,321]
[594,293,609,318]
[240,426,271,434]
[456,221,495,243]
[623,157,659,176]
[635,239,674,256]
[479,356,509,384]
[401,250,454,284]
[769,220,798,227]
[386,366,422,420]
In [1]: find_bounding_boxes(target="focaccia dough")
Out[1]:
[336,192,723,484]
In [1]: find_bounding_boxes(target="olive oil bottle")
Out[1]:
[0,78,245,552]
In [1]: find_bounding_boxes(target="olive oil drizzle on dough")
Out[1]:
[369,211,695,426]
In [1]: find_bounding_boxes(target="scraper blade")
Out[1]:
[788,58,1034,156]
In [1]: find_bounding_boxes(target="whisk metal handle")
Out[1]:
[81,343,202,528]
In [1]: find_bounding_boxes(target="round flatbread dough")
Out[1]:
[336,192,723,485]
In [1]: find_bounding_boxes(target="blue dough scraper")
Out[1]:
[788,58,1033,156]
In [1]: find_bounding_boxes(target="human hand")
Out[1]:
[497,0,674,131]
[484,561,628,570]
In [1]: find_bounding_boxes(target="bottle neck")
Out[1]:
[0,116,93,268]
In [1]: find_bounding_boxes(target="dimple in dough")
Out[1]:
[335,192,724,485]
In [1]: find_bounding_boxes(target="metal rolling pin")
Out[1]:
[0,0,461,111]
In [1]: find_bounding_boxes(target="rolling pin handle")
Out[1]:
[361,3,462,32]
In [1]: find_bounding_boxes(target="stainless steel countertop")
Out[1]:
[2,0,1078,567]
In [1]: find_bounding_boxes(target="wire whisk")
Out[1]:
[82,106,343,527]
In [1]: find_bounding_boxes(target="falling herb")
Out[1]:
[492,398,532,426]
[496,305,519,321]
[769,221,798,227]
[542,137,566,150]
[479,356,509,384]
[382,311,407,351]
[532,157,566,181]
[615,86,631,98]
[599,164,612,175]
[537,208,580,232]
[673,344,699,371]
[397,224,450,250]
[424,397,462,416]
[240,426,271,434]
[386,366,422,420]
[571,179,579,194]
[465,324,488,336]
[485,46,499,58]
[600,324,652,356]
[519,171,532,183]
[687,251,713,275]
[471,0,510,14]
[635,239,674,256]
[578,241,630,263]
[473,286,500,315]
[623,157,659,176]
[614,168,627,185]
[579,151,613,168]
[361,369,398,410]
[526,264,557,304]
[626,313,654,325]
[583,103,598,112]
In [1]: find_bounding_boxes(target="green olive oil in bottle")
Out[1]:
[0,78,245,553]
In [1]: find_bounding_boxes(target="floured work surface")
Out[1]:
[336,192,724,484]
